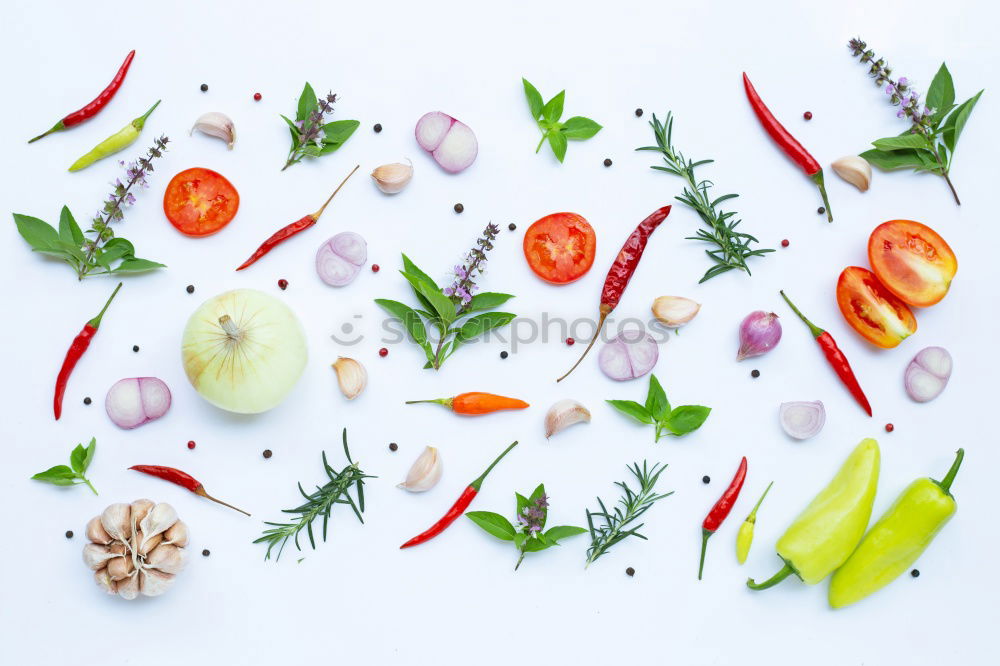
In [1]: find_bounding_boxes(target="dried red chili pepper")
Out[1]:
[557,205,671,382]
[129,465,250,516]
[742,73,833,222]
[235,165,358,270]
[699,456,747,580]
[29,50,136,143]
[400,441,518,549]
[780,290,873,416]
[53,283,122,420]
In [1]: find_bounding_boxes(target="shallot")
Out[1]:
[905,346,952,402]
[779,401,826,440]
[598,330,659,381]
[105,377,171,429]
[316,232,367,286]
[415,111,478,173]
[737,311,782,361]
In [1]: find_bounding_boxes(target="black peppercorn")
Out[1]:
[389,442,398,452]
[202,549,210,557]
[263,449,272,459]
[132,345,139,353]
[454,203,464,214]
[751,369,760,378]
[186,285,195,294]
[911,569,920,578]
[373,123,382,133]
[65,530,74,539]
[635,108,643,117]
[603,158,612,167]
[702,475,711,484]
[626,567,635,576]
[817,207,826,215]
[83,397,92,405]
[508,223,516,231]
[200,83,208,92]
[500,351,508,359]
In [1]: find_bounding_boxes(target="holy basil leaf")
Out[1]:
[644,375,670,421]
[400,271,455,324]
[31,465,78,486]
[543,525,588,543]
[521,536,552,553]
[541,90,565,124]
[872,134,930,151]
[560,116,602,140]
[401,254,440,290]
[513,532,526,550]
[522,78,544,120]
[320,120,360,147]
[296,82,318,122]
[374,299,429,346]
[859,148,929,171]
[13,213,60,251]
[58,206,84,247]
[926,63,955,117]
[70,444,88,474]
[663,405,712,436]
[607,400,654,425]
[455,312,515,344]
[466,512,516,541]
[547,130,568,163]
[112,258,165,273]
[82,438,96,472]
[515,492,531,517]
[466,292,515,313]
[280,114,301,135]
[941,90,983,153]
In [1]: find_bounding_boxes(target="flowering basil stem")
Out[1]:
[280,83,359,171]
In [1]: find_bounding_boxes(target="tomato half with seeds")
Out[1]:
[163,167,240,237]
[523,212,596,284]
[868,220,957,307]
[836,266,917,348]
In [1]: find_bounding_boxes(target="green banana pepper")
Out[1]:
[748,438,880,590]
[829,448,964,608]
[68,100,160,172]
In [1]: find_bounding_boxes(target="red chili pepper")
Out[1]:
[557,205,671,382]
[29,50,136,143]
[235,165,359,270]
[129,465,250,516]
[780,290,873,416]
[400,441,518,549]
[698,456,747,580]
[53,283,122,420]
[742,73,833,222]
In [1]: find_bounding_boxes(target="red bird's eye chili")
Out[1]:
[780,290,873,416]
[698,456,747,580]
[400,441,518,549]
[53,283,122,420]
[742,73,833,222]
[557,205,671,382]
[235,165,358,270]
[29,50,136,143]
[128,465,250,516]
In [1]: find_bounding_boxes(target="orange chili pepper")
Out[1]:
[405,392,529,415]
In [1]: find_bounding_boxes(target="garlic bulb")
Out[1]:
[83,500,187,600]
[651,296,700,328]
[397,446,442,492]
[191,112,235,149]
[332,357,367,400]
[371,161,413,194]
[831,155,872,192]
[544,399,591,439]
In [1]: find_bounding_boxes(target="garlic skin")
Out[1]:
[332,357,367,400]
[191,111,235,149]
[544,399,592,439]
[831,155,872,192]
[652,296,701,328]
[371,161,413,194]
[397,446,442,492]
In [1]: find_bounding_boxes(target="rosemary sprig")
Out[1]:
[254,429,374,561]
[585,461,672,567]
[638,112,773,283]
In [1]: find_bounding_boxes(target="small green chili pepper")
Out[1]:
[828,449,963,609]
[736,481,773,565]
[68,100,160,172]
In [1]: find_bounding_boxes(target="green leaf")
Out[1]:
[515,492,531,517]
[560,116,602,140]
[941,90,983,153]
[13,213,60,251]
[541,90,565,124]
[112,258,165,273]
[400,254,442,318]
[513,532,526,550]
[547,131,567,163]
[872,134,931,151]
[31,465,77,486]
[522,78,543,120]
[663,405,712,436]
[606,400,654,424]
[926,63,955,119]
[644,375,670,421]
[466,512,516,540]
[296,82,317,122]
[279,114,300,135]
[543,525,588,543]
[455,312,515,344]
[70,444,87,474]
[58,207,84,247]
[400,271,455,325]
[96,237,136,268]
[320,120,360,148]
[374,299,430,347]
[82,438,96,472]
[859,148,930,171]
[466,292,514,313]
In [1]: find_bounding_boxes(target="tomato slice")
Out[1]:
[868,220,957,307]
[836,266,917,348]
[163,167,239,237]
[522,212,596,284]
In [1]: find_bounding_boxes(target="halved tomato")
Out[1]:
[164,167,239,237]
[868,220,957,307]
[837,266,917,348]
[523,212,596,284]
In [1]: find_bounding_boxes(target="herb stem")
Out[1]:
[83,478,98,496]
[535,133,547,153]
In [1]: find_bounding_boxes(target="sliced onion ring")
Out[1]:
[598,329,659,381]
[106,377,171,429]
[415,111,478,173]
[316,232,367,287]
[905,346,952,402]
[779,400,825,440]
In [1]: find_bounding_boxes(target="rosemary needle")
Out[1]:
[586,461,672,567]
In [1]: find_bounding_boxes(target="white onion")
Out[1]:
[779,401,826,440]
[597,330,659,381]
[414,111,478,173]
[316,232,367,287]
[905,346,952,402]
[105,377,171,429]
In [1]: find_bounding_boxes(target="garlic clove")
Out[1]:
[116,572,140,600]
[94,568,115,595]
[371,160,413,194]
[146,543,187,575]
[332,357,367,400]
[651,296,701,328]
[397,446,442,492]
[107,554,134,581]
[86,515,113,545]
[138,533,163,557]
[130,499,154,537]
[82,544,116,570]
[191,111,236,149]
[544,399,592,439]
[139,568,175,597]
[101,503,132,543]
[139,503,178,551]
[831,155,872,192]
[109,541,127,556]
[162,520,189,547]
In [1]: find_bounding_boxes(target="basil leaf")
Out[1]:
[513,532,526,550]
[560,116,602,140]
[941,90,983,153]
[547,131,568,163]
[455,312,515,344]
[31,465,77,485]
[70,444,88,474]
[320,120,360,147]
[859,148,929,171]
[872,134,930,151]
[541,90,565,124]
[401,254,441,290]
[296,82,317,122]
[400,271,455,324]
[606,400,654,424]
[528,483,547,530]
[13,213,60,251]
[644,375,670,421]
[279,114,300,135]
[112,258,165,273]
[515,492,531,517]
[465,292,514,313]
[58,206,84,247]
[466,512,516,540]
[543,525,588,543]
[925,63,955,118]
[522,78,544,120]
[522,535,552,552]
[82,438,96,472]
[663,405,712,436]
[374,299,429,347]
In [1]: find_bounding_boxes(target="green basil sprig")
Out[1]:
[31,437,98,495]
[522,78,602,163]
[281,83,359,171]
[607,374,711,442]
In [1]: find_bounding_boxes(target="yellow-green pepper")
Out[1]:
[736,481,773,565]
[69,100,160,172]
[747,438,880,590]
[829,448,963,608]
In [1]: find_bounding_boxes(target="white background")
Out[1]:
[1,0,996,664]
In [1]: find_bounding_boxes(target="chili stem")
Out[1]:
[470,441,518,491]
[697,529,712,581]
[747,562,795,590]
[811,171,833,222]
[311,165,360,219]
[936,448,965,495]
[88,282,123,328]
[779,290,824,338]
[196,487,251,516]
[557,309,609,382]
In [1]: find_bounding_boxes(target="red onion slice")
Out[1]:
[106,377,171,429]
[316,232,367,287]
[598,330,659,381]
[779,400,825,440]
[905,346,952,402]
[415,112,453,152]
[415,111,478,173]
